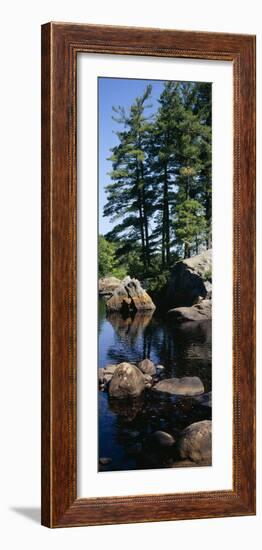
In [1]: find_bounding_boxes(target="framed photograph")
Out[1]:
[41,22,256,527]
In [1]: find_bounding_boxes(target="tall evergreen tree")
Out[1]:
[104,85,154,270]
[149,82,184,267]
[172,82,212,257]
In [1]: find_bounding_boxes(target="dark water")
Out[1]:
[98,297,212,471]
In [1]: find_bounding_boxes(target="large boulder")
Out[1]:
[124,278,156,311]
[105,284,131,313]
[177,420,212,464]
[99,276,121,296]
[152,376,204,397]
[168,299,212,322]
[106,277,156,314]
[164,249,212,308]
[109,362,145,398]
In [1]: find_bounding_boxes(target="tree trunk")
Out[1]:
[141,162,150,267]
[161,217,166,267]
[195,237,199,255]
[138,195,147,269]
[205,183,211,248]
[135,158,147,269]
[184,242,190,258]
[163,164,170,266]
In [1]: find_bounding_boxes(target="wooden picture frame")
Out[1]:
[41,22,256,527]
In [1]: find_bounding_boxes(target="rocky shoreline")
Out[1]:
[99,249,212,322]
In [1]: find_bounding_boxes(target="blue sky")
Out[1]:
[98,77,165,234]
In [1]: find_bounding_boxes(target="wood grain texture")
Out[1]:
[41,22,256,527]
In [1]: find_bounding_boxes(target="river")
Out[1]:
[98,297,212,471]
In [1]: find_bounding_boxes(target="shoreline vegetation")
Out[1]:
[98,79,212,471]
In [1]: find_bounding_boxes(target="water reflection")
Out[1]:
[109,395,144,422]
[98,298,212,471]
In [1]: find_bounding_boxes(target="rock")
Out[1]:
[104,364,117,375]
[193,391,212,408]
[177,420,212,464]
[152,376,204,396]
[106,284,132,313]
[156,365,165,371]
[145,430,175,448]
[142,431,176,467]
[106,277,156,314]
[108,362,145,398]
[103,373,114,384]
[99,277,121,296]
[99,457,112,465]
[168,299,212,322]
[98,368,105,383]
[144,375,153,388]
[204,280,212,299]
[98,364,118,386]
[138,358,156,375]
[143,374,153,383]
[164,249,212,308]
[125,278,156,312]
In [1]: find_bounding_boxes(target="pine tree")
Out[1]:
[149,82,184,267]
[173,82,212,257]
[174,199,207,258]
[103,85,154,271]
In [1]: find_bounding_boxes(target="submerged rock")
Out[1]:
[168,299,211,322]
[152,376,204,397]
[138,358,156,375]
[99,457,112,466]
[106,277,155,314]
[177,420,212,464]
[108,362,145,398]
[145,430,175,448]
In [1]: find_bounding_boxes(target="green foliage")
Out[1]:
[173,199,207,257]
[98,235,127,279]
[203,269,212,282]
